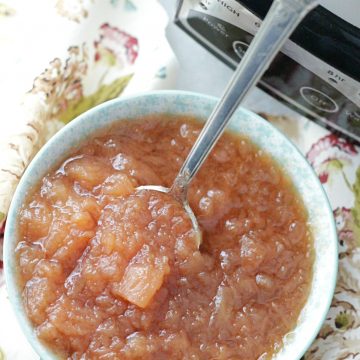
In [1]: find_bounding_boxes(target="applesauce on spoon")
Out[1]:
[17,116,313,359]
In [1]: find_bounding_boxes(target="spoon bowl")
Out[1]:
[136,184,202,247]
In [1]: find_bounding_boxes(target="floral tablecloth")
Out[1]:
[0,1,360,359]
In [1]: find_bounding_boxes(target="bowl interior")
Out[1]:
[4,90,337,360]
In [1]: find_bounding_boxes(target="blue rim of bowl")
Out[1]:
[4,90,338,360]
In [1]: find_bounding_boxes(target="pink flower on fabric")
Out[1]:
[94,23,139,67]
[306,134,358,184]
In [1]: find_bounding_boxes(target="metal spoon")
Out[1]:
[137,0,318,247]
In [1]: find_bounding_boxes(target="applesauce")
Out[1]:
[16,116,313,359]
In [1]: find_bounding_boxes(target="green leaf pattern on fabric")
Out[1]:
[335,311,353,331]
[58,74,133,124]
[327,158,345,171]
[97,47,117,67]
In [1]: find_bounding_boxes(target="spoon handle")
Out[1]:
[171,0,318,200]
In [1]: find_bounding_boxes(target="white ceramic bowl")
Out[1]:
[4,91,338,359]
